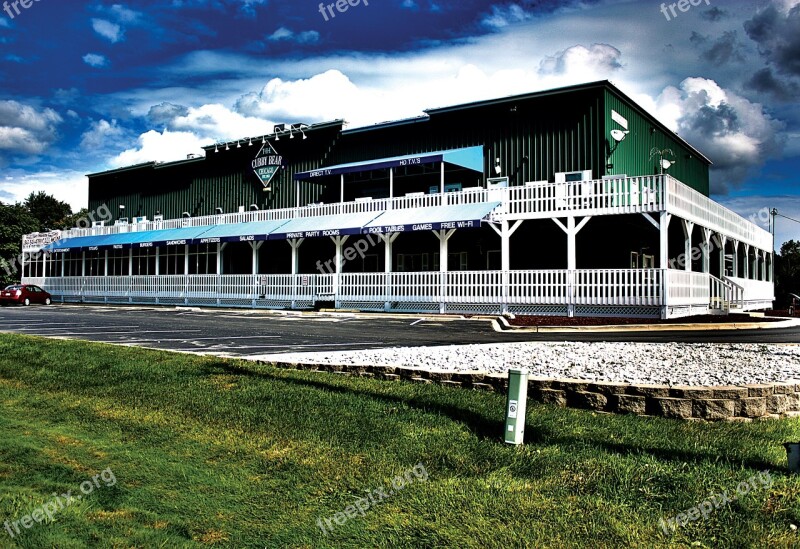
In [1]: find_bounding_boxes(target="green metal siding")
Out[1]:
[88,83,711,218]
[603,89,710,195]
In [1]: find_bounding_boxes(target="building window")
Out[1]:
[85,250,104,276]
[188,244,218,275]
[108,249,129,277]
[132,248,157,276]
[63,251,80,277]
[159,246,185,276]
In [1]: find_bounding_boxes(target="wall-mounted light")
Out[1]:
[250,204,259,211]
[236,140,242,148]
[248,138,253,146]
[215,207,223,214]
[225,143,230,151]
[494,158,502,175]
[214,144,219,153]
[182,212,191,218]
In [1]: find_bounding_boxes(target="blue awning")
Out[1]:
[293,145,484,181]
[191,220,290,244]
[362,202,501,235]
[128,226,216,248]
[43,233,119,253]
[268,211,384,240]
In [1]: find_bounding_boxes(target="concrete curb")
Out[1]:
[492,315,800,333]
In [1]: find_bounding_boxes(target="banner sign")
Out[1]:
[22,230,62,251]
[252,142,283,188]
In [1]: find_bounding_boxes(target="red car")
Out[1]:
[0,284,52,306]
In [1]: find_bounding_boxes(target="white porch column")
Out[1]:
[331,235,350,306]
[552,216,592,317]
[717,235,727,278]
[440,162,445,205]
[251,241,264,275]
[489,220,523,314]
[659,211,672,270]
[81,251,86,277]
[215,243,223,275]
[60,254,65,277]
[701,228,712,274]
[288,238,303,309]
[295,180,301,208]
[742,244,749,279]
[183,244,189,275]
[104,250,109,277]
[731,241,739,278]
[761,250,767,281]
[681,219,694,272]
[389,168,394,208]
[20,252,25,279]
[434,229,456,313]
[751,248,758,280]
[382,233,399,311]
[340,174,345,204]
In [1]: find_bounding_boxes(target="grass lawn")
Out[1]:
[0,333,799,548]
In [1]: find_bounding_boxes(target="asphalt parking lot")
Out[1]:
[1,304,799,358]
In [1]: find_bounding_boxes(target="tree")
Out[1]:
[0,202,39,287]
[775,240,800,308]
[23,191,73,232]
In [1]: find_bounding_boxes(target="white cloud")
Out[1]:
[268,27,320,44]
[482,4,533,29]
[112,129,211,167]
[91,18,123,43]
[0,170,89,212]
[539,43,623,76]
[83,53,109,68]
[81,119,125,149]
[0,101,62,155]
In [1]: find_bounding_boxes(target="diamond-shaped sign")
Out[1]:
[251,141,283,188]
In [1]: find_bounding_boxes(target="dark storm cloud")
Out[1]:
[744,4,800,77]
[746,67,799,101]
[701,6,728,21]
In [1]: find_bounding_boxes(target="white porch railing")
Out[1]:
[27,269,663,309]
[23,268,775,316]
[666,176,772,250]
[724,276,774,310]
[499,176,664,218]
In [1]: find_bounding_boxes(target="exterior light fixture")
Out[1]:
[650,147,676,175]
[225,143,230,151]
[249,204,259,211]
[248,138,253,146]
[214,144,219,153]
[494,158,502,175]
[215,207,223,214]
[237,141,242,148]
[182,212,191,218]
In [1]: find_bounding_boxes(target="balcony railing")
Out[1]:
[26,175,772,254]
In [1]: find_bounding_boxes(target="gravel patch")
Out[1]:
[250,342,800,386]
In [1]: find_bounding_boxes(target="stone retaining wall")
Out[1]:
[262,361,800,421]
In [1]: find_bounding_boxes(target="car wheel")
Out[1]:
[45,298,52,306]
[23,298,30,306]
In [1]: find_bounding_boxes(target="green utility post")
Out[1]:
[505,369,529,445]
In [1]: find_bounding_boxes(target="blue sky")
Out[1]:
[0,0,798,246]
